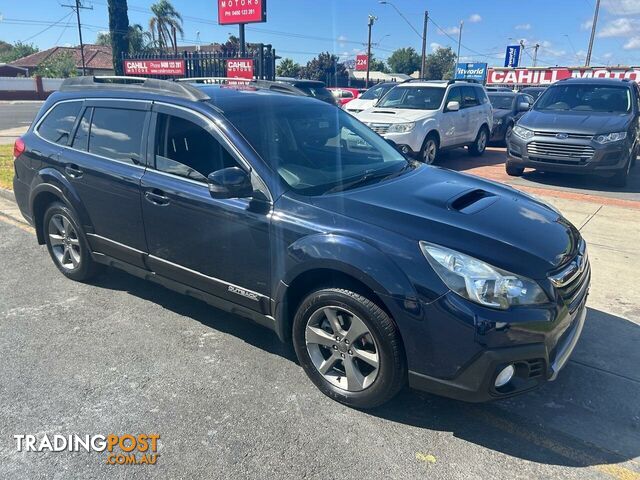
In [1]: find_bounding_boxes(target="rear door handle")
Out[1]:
[144,189,170,206]
[65,164,83,178]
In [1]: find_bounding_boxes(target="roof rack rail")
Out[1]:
[176,77,251,84]
[401,77,431,83]
[248,79,308,96]
[447,78,480,84]
[60,76,210,101]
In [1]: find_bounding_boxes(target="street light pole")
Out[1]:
[585,0,601,66]
[456,20,463,62]
[366,14,376,88]
[421,11,428,78]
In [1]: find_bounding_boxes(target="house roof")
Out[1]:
[10,44,114,70]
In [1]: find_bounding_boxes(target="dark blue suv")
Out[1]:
[13,77,590,408]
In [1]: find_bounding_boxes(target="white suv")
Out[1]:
[355,80,493,163]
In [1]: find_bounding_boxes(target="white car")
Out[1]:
[355,80,493,163]
[344,82,398,115]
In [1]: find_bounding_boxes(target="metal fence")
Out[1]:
[123,44,277,80]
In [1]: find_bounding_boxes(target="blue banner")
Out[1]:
[454,63,488,82]
[504,45,521,68]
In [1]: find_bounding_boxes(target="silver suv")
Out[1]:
[355,79,493,163]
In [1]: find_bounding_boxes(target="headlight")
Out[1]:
[387,122,416,133]
[512,125,533,140]
[419,241,548,310]
[593,132,627,144]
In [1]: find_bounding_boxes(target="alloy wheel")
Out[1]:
[48,214,81,270]
[423,139,437,164]
[305,306,379,392]
[477,130,487,152]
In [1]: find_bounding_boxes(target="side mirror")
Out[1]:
[446,100,460,112]
[518,102,531,112]
[207,167,253,199]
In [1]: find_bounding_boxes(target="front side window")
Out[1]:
[154,113,238,182]
[38,101,82,145]
[88,108,146,164]
[445,87,462,107]
[535,85,632,113]
[225,101,409,195]
[377,86,446,110]
[462,86,480,108]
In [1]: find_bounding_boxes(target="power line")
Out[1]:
[18,14,73,42]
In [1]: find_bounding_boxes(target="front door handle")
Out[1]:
[65,164,83,178]
[144,189,170,206]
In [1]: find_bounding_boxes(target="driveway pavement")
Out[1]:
[0,188,638,479]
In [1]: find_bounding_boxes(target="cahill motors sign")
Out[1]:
[218,0,266,25]
[487,67,640,85]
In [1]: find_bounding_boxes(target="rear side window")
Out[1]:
[475,87,489,104]
[88,107,146,165]
[154,113,238,182]
[72,107,92,151]
[37,101,82,145]
[462,87,480,107]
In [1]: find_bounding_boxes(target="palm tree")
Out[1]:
[149,0,183,53]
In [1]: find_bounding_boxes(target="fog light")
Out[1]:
[401,146,410,154]
[495,364,515,388]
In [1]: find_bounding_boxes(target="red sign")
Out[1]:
[355,54,369,72]
[218,0,266,25]
[226,58,254,79]
[123,59,186,76]
[487,67,640,85]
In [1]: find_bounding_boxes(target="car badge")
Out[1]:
[555,133,569,139]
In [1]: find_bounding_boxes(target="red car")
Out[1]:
[328,88,360,106]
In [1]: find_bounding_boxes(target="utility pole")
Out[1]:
[532,43,540,67]
[366,14,376,88]
[62,0,92,75]
[585,0,601,66]
[420,11,428,78]
[456,20,463,62]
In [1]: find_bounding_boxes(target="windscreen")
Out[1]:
[488,95,514,110]
[535,85,632,113]
[377,86,446,110]
[224,101,409,195]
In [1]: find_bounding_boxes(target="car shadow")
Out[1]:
[519,166,640,194]
[89,270,639,469]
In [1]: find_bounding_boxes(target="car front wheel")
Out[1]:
[292,288,405,409]
[506,162,524,177]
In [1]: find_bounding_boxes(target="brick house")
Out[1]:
[9,44,115,76]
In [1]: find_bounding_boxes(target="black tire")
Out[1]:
[506,162,524,177]
[292,288,406,409]
[43,202,102,282]
[421,134,439,164]
[503,123,514,146]
[608,154,632,187]
[468,126,489,156]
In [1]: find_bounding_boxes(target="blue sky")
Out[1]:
[1,0,639,67]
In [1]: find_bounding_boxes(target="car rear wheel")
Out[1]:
[292,288,405,409]
[506,162,524,177]
[43,202,102,282]
[421,135,439,164]
[469,127,488,156]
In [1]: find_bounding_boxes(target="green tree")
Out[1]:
[424,46,457,80]
[387,47,421,75]
[96,24,151,54]
[369,54,389,74]
[149,0,183,52]
[0,41,39,63]
[35,51,77,78]
[299,52,348,86]
[107,0,130,75]
[276,58,301,78]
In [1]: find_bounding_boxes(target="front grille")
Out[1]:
[527,141,595,161]
[550,240,590,312]
[367,123,391,135]
[534,131,593,140]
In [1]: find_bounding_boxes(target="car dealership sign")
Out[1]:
[123,59,186,76]
[226,58,254,79]
[355,55,369,72]
[218,0,266,25]
[487,67,640,85]
[454,63,488,82]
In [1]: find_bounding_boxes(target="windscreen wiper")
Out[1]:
[325,165,411,194]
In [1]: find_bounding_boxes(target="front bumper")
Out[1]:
[408,300,587,402]
[507,132,631,176]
